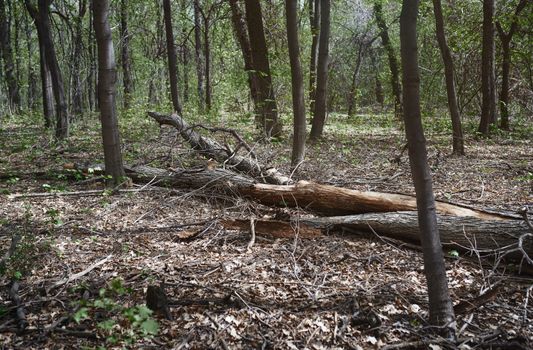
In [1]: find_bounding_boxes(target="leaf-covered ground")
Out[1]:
[0,110,531,349]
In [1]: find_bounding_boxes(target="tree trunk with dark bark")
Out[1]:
[193,0,205,111]
[120,0,133,109]
[400,0,456,336]
[285,0,306,167]
[163,0,183,114]
[244,0,282,138]
[38,0,69,140]
[71,0,87,116]
[0,0,21,111]
[310,0,330,139]
[24,10,37,110]
[374,1,402,118]
[203,15,211,111]
[347,41,367,116]
[93,0,125,186]
[229,0,260,115]
[495,0,528,131]
[309,0,320,116]
[478,0,496,136]
[432,0,464,155]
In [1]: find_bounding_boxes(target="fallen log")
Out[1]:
[147,111,290,185]
[122,164,531,264]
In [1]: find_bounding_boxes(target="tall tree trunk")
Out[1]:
[285,0,306,167]
[93,0,125,186]
[71,0,87,116]
[347,41,366,116]
[495,0,528,131]
[120,0,133,109]
[228,0,260,117]
[308,0,320,116]
[400,0,456,337]
[374,1,402,118]
[163,0,183,114]
[203,15,211,111]
[478,0,496,136]
[370,50,384,108]
[0,0,21,111]
[310,0,330,139]
[37,0,69,140]
[432,0,464,155]
[181,0,189,103]
[24,10,37,110]
[244,0,282,138]
[193,0,205,111]
[88,0,96,111]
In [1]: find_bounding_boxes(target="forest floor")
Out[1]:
[0,109,532,349]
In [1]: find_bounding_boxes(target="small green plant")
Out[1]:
[46,208,63,226]
[73,278,159,346]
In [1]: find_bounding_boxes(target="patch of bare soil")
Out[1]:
[0,116,531,349]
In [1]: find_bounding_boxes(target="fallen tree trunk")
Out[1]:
[122,164,531,264]
[301,212,531,262]
[147,111,290,185]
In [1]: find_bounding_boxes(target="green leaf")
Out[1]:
[73,307,89,323]
[97,319,115,330]
[140,319,159,335]
[448,250,459,258]
[13,271,22,280]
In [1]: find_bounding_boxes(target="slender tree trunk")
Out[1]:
[181,0,189,103]
[285,0,306,167]
[24,10,37,110]
[93,0,125,186]
[400,0,456,337]
[374,1,402,118]
[310,0,330,139]
[228,0,260,117]
[495,0,528,131]
[72,0,87,116]
[309,0,320,116]
[432,0,464,155]
[120,0,133,109]
[478,0,496,136]
[163,0,183,114]
[203,15,211,111]
[193,0,205,111]
[244,0,282,138]
[88,0,96,111]
[347,41,366,116]
[370,50,384,108]
[38,0,69,139]
[0,0,21,111]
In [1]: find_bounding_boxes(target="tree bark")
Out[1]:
[147,111,289,185]
[0,0,21,111]
[374,1,402,118]
[308,0,320,116]
[120,0,133,109]
[193,0,205,111]
[285,0,306,167]
[400,0,456,335]
[244,0,282,138]
[88,0,97,111]
[203,13,211,111]
[37,0,69,140]
[163,0,183,114]
[119,164,531,264]
[432,0,464,155]
[229,0,260,115]
[71,0,87,116]
[93,0,125,185]
[495,0,528,131]
[478,0,496,136]
[24,10,37,110]
[347,41,367,116]
[310,0,330,139]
